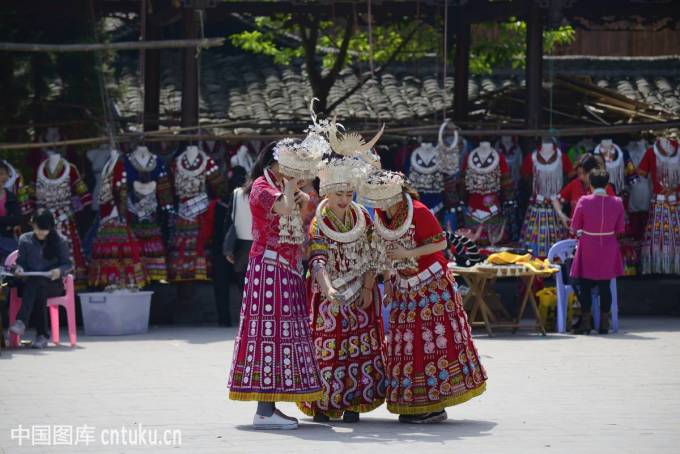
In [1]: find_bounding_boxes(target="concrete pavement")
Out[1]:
[1,317,679,454]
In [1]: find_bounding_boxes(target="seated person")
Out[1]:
[8,209,72,348]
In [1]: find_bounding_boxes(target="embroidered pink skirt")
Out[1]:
[229,252,323,402]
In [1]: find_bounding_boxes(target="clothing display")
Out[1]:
[520,145,573,258]
[2,160,32,215]
[125,149,174,282]
[408,142,444,214]
[168,147,224,281]
[638,138,680,275]
[89,154,146,289]
[593,140,637,196]
[33,154,92,287]
[462,142,515,244]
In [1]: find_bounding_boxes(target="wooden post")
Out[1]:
[144,20,161,132]
[526,1,544,130]
[181,8,199,128]
[453,15,471,122]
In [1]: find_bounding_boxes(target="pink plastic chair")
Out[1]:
[5,250,77,347]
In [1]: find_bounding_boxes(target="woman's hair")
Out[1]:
[242,141,278,195]
[588,168,610,189]
[0,161,11,174]
[577,153,604,173]
[31,209,60,260]
[402,181,420,201]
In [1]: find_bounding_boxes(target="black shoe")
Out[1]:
[342,411,360,423]
[313,413,330,423]
[598,312,610,335]
[409,410,448,424]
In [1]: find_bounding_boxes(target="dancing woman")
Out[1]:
[361,170,487,423]
[298,150,387,422]
[228,137,325,430]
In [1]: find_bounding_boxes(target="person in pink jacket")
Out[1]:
[569,168,625,334]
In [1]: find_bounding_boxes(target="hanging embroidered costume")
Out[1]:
[374,195,487,415]
[593,142,637,197]
[462,145,515,244]
[638,139,680,275]
[298,201,387,418]
[495,139,523,240]
[168,149,224,281]
[34,157,92,287]
[2,160,33,215]
[228,171,323,403]
[89,157,146,288]
[520,148,573,258]
[125,152,173,282]
[408,143,444,214]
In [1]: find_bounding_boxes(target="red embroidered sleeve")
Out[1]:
[413,203,445,246]
[156,161,174,211]
[521,152,534,178]
[205,158,226,200]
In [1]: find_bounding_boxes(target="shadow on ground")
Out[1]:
[235,418,497,444]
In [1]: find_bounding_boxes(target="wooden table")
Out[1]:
[450,263,557,337]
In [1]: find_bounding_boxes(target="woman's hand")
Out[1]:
[225,254,235,264]
[49,268,61,281]
[387,244,412,260]
[558,213,570,229]
[294,190,310,207]
[326,287,343,304]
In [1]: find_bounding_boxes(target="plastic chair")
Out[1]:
[547,239,618,333]
[5,250,77,347]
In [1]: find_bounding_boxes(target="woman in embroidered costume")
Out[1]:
[461,141,515,245]
[89,150,147,289]
[33,152,92,287]
[124,145,174,282]
[168,145,224,281]
[298,121,387,423]
[361,170,487,424]
[520,140,574,258]
[638,137,680,275]
[228,131,326,430]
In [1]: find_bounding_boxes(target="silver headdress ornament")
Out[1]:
[315,103,384,195]
[273,98,330,180]
[437,119,461,175]
[327,117,385,158]
[359,169,405,210]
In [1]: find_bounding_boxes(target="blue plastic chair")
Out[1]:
[547,239,619,333]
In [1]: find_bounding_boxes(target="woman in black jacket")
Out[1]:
[8,209,72,348]
[0,161,21,260]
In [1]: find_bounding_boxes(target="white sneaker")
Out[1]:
[253,412,299,430]
[9,320,26,336]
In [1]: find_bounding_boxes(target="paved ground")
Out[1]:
[1,317,679,454]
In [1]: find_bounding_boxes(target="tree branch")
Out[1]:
[326,24,420,114]
[323,16,353,86]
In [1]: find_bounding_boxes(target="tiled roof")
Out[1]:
[112,52,680,131]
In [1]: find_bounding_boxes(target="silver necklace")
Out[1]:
[374,194,413,241]
[316,199,366,243]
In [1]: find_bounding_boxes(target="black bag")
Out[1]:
[232,239,253,274]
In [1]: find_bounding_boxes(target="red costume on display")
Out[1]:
[89,156,146,288]
[33,157,92,287]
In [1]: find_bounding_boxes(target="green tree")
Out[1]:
[230,14,574,114]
